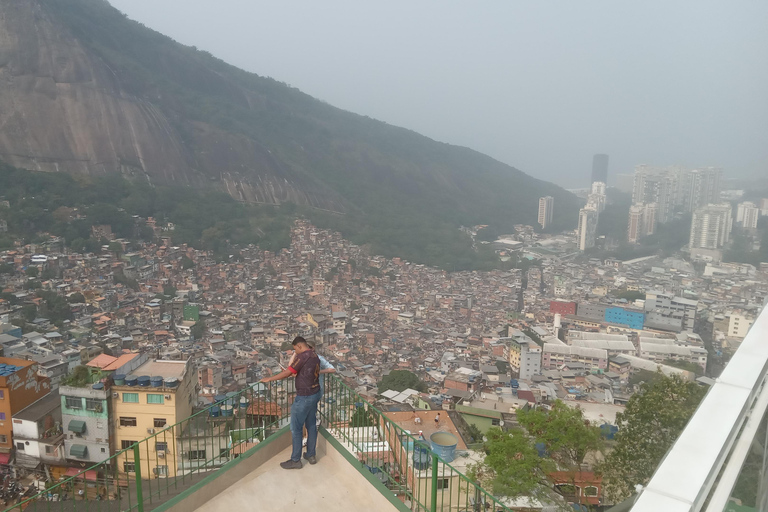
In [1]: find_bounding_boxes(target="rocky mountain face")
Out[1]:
[0,0,578,230]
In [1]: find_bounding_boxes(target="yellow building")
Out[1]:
[111,359,195,479]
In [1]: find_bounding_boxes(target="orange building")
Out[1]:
[0,357,52,458]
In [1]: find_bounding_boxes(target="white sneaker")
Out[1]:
[302,437,307,447]
[316,417,321,427]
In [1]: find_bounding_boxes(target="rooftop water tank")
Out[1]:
[239,396,249,408]
[151,376,164,388]
[413,440,431,471]
[209,406,221,418]
[430,432,458,463]
[113,374,126,386]
[165,378,179,388]
[214,394,226,405]
[92,382,104,390]
[125,375,138,386]
[226,392,238,406]
[220,405,234,417]
[137,376,151,387]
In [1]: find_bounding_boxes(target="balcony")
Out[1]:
[629,302,768,511]
[5,376,510,512]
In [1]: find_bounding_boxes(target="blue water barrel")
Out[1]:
[165,378,179,388]
[137,376,151,387]
[214,394,226,404]
[239,396,249,409]
[220,405,233,417]
[413,441,431,470]
[430,432,458,463]
[113,374,126,385]
[151,376,164,388]
[92,382,104,390]
[125,375,138,386]
[209,406,221,417]
[226,392,238,406]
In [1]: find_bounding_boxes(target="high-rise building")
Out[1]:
[591,154,609,185]
[760,198,768,216]
[689,203,733,249]
[685,168,722,212]
[587,182,607,213]
[736,201,759,230]
[627,202,658,243]
[537,196,554,229]
[628,205,644,243]
[632,166,675,223]
[577,207,598,251]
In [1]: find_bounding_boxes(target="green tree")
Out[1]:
[466,422,484,443]
[517,401,603,468]
[349,406,376,427]
[22,304,37,322]
[67,292,86,304]
[180,255,195,269]
[0,263,14,274]
[378,370,427,393]
[108,241,124,256]
[25,266,39,277]
[469,428,560,505]
[191,320,206,340]
[600,373,707,502]
[41,267,56,280]
[163,285,177,297]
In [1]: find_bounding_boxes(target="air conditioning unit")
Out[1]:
[157,451,165,458]
[164,395,171,400]
[113,393,119,398]
[147,428,155,434]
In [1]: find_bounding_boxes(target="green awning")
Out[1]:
[70,444,88,458]
[68,420,87,434]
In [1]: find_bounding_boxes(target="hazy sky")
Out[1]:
[108,1,768,188]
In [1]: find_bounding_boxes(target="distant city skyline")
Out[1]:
[106,0,768,189]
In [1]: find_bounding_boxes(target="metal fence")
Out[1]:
[322,376,512,512]
[3,375,509,512]
[3,379,293,512]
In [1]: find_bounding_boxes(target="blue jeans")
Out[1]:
[290,390,321,462]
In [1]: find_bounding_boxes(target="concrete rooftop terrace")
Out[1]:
[156,427,404,512]
[128,359,186,379]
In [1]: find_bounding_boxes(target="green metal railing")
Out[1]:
[3,379,293,512]
[4,375,509,512]
[321,376,512,512]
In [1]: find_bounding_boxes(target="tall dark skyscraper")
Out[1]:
[591,154,609,185]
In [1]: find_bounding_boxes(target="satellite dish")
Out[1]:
[499,420,505,427]
[482,436,488,443]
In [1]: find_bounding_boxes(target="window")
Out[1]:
[436,478,449,490]
[123,462,135,473]
[119,417,137,427]
[0,390,4,399]
[219,448,229,458]
[0,435,6,444]
[491,418,500,426]
[147,394,164,404]
[153,418,167,428]
[121,440,136,450]
[154,465,168,477]
[156,442,168,452]
[101,448,106,453]
[188,450,206,460]
[16,442,24,451]
[12,419,21,424]
[65,396,82,409]
[85,398,103,412]
[45,445,53,454]
[583,486,598,497]
[122,393,139,403]
[0,413,5,420]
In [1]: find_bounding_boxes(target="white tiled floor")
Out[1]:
[192,444,401,512]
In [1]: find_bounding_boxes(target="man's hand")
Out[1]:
[259,377,270,383]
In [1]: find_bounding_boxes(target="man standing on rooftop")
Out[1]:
[260,336,321,469]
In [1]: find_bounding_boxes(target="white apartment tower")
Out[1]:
[689,203,732,249]
[736,202,759,230]
[577,207,598,251]
[538,196,554,230]
[628,205,644,244]
[587,182,607,213]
